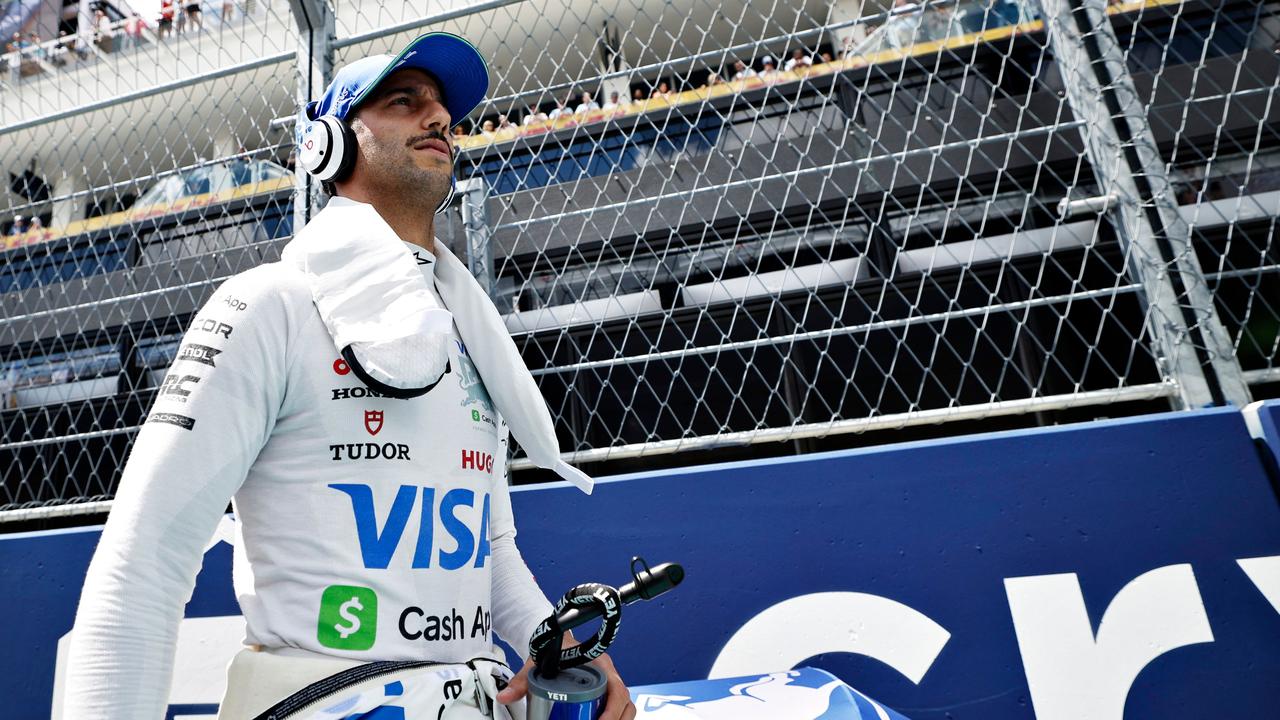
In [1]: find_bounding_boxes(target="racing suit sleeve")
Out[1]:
[63,268,293,719]
[488,435,555,662]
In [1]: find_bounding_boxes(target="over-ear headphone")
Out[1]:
[298,115,357,184]
[298,113,457,214]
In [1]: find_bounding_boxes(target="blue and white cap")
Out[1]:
[305,32,489,127]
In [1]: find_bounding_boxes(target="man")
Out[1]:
[574,90,599,115]
[760,56,779,80]
[784,48,812,72]
[65,32,633,720]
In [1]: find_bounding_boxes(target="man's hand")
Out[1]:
[496,652,636,720]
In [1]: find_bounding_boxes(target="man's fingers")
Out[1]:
[598,674,634,720]
[496,664,529,704]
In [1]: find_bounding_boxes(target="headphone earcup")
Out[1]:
[328,118,358,183]
[299,115,357,183]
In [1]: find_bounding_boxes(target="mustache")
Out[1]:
[406,130,450,149]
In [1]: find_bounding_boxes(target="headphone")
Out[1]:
[298,113,457,213]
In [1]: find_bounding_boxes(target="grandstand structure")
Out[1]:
[0,0,1277,521]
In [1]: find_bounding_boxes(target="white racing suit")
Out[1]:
[64,232,553,718]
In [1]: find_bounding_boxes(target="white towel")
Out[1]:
[281,196,593,494]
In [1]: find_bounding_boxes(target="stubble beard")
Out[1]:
[363,134,452,215]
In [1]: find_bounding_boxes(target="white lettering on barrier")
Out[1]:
[1004,564,1214,720]
[1238,555,1280,615]
[708,591,951,683]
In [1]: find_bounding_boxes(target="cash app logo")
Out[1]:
[317,584,378,651]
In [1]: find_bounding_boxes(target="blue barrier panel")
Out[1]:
[0,524,236,719]
[3,407,1278,719]
[509,407,1280,719]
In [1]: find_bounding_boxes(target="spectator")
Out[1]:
[497,113,513,129]
[480,119,495,137]
[732,59,756,81]
[574,91,599,114]
[94,9,115,49]
[760,56,779,79]
[29,216,43,232]
[51,31,72,65]
[0,367,17,410]
[184,2,204,33]
[839,34,858,60]
[784,48,812,72]
[158,0,177,38]
[222,0,236,23]
[602,91,621,110]
[10,215,27,235]
[24,32,43,60]
[886,0,924,50]
[523,107,549,125]
[653,81,672,99]
[702,72,723,89]
[631,87,647,103]
[548,99,569,119]
[124,13,147,48]
[452,124,467,139]
[819,51,834,64]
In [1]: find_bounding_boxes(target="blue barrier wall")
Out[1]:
[4,407,1279,719]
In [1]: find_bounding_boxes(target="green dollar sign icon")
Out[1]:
[317,584,378,650]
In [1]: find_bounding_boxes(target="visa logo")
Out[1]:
[329,483,491,570]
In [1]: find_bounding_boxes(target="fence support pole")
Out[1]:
[289,0,335,228]
[1040,0,1251,409]
[458,177,495,298]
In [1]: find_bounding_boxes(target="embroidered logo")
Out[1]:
[364,410,384,436]
[455,341,494,415]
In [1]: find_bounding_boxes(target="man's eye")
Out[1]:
[392,96,411,105]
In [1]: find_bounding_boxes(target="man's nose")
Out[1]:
[421,99,451,132]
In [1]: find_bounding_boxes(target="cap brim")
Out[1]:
[352,33,489,127]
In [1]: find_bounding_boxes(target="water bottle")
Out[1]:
[525,664,607,720]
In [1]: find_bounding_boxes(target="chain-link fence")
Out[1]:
[1,0,1276,518]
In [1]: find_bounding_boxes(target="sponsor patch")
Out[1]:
[176,343,221,367]
[192,318,233,339]
[365,409,384,436]
[461,449,494,474]
[332,386,404,401]
[159,374,201,402]
[329,443,411,461]
[317,584,378,651]
[147,412,195,430]
[398,604,491,642]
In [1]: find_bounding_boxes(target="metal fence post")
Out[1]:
[1040,0,1252,409]
[289,0,335,227]
[458,177,494,298]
